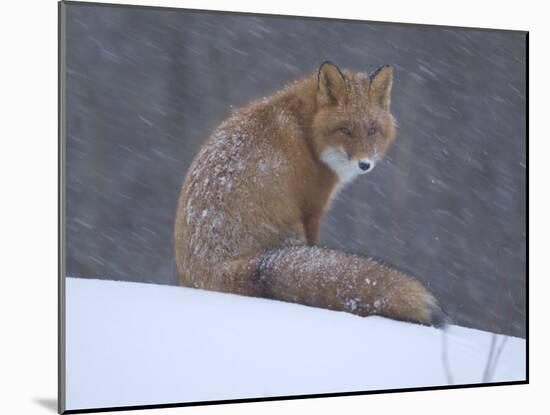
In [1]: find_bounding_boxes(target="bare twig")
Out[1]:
[482,333,497,383]
[441,329,454,384]
[488,335,508,381]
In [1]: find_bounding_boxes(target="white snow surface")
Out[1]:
[65,277,526,410]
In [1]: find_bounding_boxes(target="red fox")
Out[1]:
[174,61,446,327]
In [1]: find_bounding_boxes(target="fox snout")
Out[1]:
[320,146,379,184]
[358,158,375,174]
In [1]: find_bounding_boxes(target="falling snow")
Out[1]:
[64,4,526,337]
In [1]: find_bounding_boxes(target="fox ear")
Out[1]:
[317,61,346,106]
[369,65,393,110]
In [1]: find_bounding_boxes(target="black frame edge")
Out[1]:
[58,1,67,414]
[62,381,528,414]
[524,31,529,384]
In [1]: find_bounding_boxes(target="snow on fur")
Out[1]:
[183,117,288,265]
[65,277,525,411]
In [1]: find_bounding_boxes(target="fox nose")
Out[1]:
[358,161,371,172]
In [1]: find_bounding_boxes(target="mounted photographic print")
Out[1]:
[59,1,528,413]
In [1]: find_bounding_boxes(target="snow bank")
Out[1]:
[65,277,526,411]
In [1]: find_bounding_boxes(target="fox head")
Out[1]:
[311,61,396,184]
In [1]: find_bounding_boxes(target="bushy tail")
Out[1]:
[250,244,447,328]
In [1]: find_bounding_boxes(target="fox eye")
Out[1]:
[368,126,377,136]
[340,127,351,136]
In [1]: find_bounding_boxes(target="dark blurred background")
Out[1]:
[63,3,526,337]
